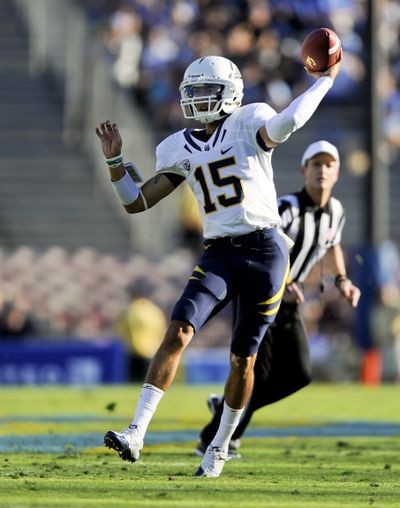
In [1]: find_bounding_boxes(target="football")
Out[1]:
[301,28,342,72]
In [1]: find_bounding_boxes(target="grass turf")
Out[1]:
[0,384,399,507]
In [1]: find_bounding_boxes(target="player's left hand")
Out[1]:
[95,121,122,159]
[338,279,361,308]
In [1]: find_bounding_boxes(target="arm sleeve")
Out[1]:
[266,77,334,143]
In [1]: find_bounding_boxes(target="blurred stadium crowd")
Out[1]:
[1,0,400,382]
[0,245,366,381]
[380,0,400,151]
[89,0,370,139]
[0,246,191,339]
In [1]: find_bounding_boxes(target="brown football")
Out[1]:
[301,28,342,72]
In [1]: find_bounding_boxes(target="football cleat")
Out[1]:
[104,424,143,463]
[195,445,231,477]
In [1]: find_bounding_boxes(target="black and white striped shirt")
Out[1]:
[278,188,346,284]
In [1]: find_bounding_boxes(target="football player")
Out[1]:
[196,140,361,458]
[96,53,342,477]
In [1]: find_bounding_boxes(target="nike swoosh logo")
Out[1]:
[221,146,233,155]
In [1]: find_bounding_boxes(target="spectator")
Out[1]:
[0,299,38,339]
[115,279,167,381]
[106,5,143,89]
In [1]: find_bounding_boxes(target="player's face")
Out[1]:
[302,153,339,191]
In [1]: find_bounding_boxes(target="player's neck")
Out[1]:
[205,119,223,135]
[305,186,331,208]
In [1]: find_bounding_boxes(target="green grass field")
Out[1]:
[1,384,399,507]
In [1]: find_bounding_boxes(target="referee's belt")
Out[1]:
[204,228,275,248]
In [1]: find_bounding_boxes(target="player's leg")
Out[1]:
[223,227,289,423]
[196,296,254,455]
[230,305,311,440]
[209,352,256,447]
[194,352,257,477]
[104,319,194,462]
[197,329,273,451]
[144,320,194,389]
[198,306,311,450]
[196,228,289,476]
[105,249,235,463]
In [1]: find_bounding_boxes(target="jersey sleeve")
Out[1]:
[155,131,190,178]
[236,103,277,135]
[233,103,277,152]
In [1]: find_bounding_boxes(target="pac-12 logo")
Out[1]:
[181,159,191,172]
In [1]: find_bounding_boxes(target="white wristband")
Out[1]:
[266,76,333,143]
[112,171,140,205]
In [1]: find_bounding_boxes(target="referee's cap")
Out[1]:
[301,140,340,167]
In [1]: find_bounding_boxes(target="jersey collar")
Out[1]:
[183,116,229,152]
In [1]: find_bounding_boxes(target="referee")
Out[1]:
[197,140,361,456]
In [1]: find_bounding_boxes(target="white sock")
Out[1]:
[130,383,164,437]
[210,401,244,452]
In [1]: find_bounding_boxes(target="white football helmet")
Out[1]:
[179,56,244,124]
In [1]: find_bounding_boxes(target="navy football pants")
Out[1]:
[172,228,289,357]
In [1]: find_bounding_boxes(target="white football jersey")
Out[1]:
[156,103,282,239]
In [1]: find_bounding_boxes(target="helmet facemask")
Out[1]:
[180,83,225,124]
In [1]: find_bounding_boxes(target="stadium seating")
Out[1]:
[0,0,131,252]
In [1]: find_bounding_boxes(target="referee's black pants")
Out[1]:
[199,302,312,445]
